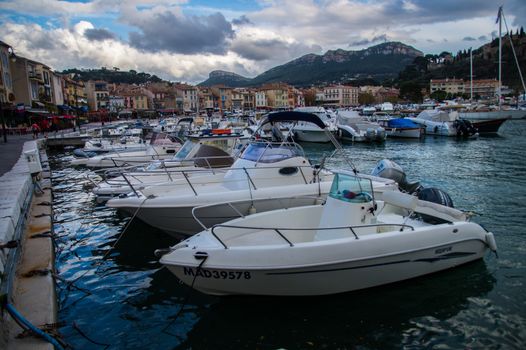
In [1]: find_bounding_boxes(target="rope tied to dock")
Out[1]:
[162,255,208,337]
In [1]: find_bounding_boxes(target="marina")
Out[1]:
[34,119,525,348]
[1,2,526,349]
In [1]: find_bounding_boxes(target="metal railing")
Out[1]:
[191,195,326,231]
[210,223,415,249]
[130,163,321,197]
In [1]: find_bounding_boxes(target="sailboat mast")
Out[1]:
[498,6,502,110]
[470,47,473,102]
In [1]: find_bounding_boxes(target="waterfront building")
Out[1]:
[430,78,465,95]
[86,80,110,111]
[196,87,215,112]
[175,84,198,113]
[10,56,52,108]
[231,88,255,111]
[465,79,499,99]
[51,72,64,107]
[210,85,232,112]
[255,90,268,110]
[323,85,359,107]
[63,76,87,110]
[0,41,15,105]
[260,83,290,109]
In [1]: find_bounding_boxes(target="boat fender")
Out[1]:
[485,232,498,257]
[194,251,209,260]
[248,204,257,215]
[154,248,172,258]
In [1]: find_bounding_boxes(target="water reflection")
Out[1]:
[177,261,495,349]
[48,121,526,349]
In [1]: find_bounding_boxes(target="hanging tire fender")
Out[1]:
[485,231,498,253]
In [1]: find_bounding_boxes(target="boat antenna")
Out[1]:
[500,7,526,99]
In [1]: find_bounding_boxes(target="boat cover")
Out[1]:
[388,118,420,128]
[262,111,327,129]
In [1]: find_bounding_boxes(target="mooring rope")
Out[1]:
[101,196,149,260]
[161,256,208,337]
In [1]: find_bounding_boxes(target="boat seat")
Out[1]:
[382,191,466,223]
[415,199,467,222]
[381,191,417,211]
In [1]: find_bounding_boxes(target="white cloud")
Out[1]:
[0,0,524,83]
[0,20,254,84]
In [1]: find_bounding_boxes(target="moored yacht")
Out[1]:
[159,170,497,296]
[409,110,478,137]
[106,111,398,236]
[291,107,338,142]
[91,131,249,202]
[72,133,183,168]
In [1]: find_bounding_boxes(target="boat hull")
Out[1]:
[459,109,526,120]
[471,117,510,134]
[294,130,332,143]
[165,237,488,296]
[385,127,423,139]
[117,195,327,236]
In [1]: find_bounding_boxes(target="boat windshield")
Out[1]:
[329,173,374,203]
[240,142,304,163]
[172,140,196,161]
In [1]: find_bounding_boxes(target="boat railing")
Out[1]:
[246,140,306,167]
[191,195,326,231]
[94,154,237,187]
[209,223,415,249]
[121,163,320,197]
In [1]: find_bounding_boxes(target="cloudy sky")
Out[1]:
[1,0,525,84]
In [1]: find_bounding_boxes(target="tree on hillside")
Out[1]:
[303,90,317,106]
[399,81,423,102]
[358,92,375,105]
[430,90,447,101]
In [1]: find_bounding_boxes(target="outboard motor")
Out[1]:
[417,187,455,224]
[454,119,478,138]
[371,159,421,193]
[417,187,454,208]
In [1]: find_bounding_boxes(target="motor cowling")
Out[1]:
[371,159,421,193]
[417,187,455,224]
[417,187,454,208]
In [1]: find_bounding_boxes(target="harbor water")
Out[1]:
[50,121,526,349]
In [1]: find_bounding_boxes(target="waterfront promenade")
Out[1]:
[0,134,33,177]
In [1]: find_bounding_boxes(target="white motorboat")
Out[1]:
[106,111,399,236]
[361,106,377,116]
[377,116,424,139]
[409,110,478,137]
[159,170,497,296]
[292,107,338,143]
[91,131,249,202]
[336,110,386,142]
[71,133,183,168]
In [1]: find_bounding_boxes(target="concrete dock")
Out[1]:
[1,135,57,350]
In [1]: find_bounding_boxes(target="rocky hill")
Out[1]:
[199,70,251,87]
[199,42,423,87]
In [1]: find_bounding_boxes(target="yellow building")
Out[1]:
[260,83,290,109]
[430,78,465,95]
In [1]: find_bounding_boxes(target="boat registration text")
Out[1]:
[183,267,251,280]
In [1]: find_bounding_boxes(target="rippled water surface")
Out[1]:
[50,121,526,349]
